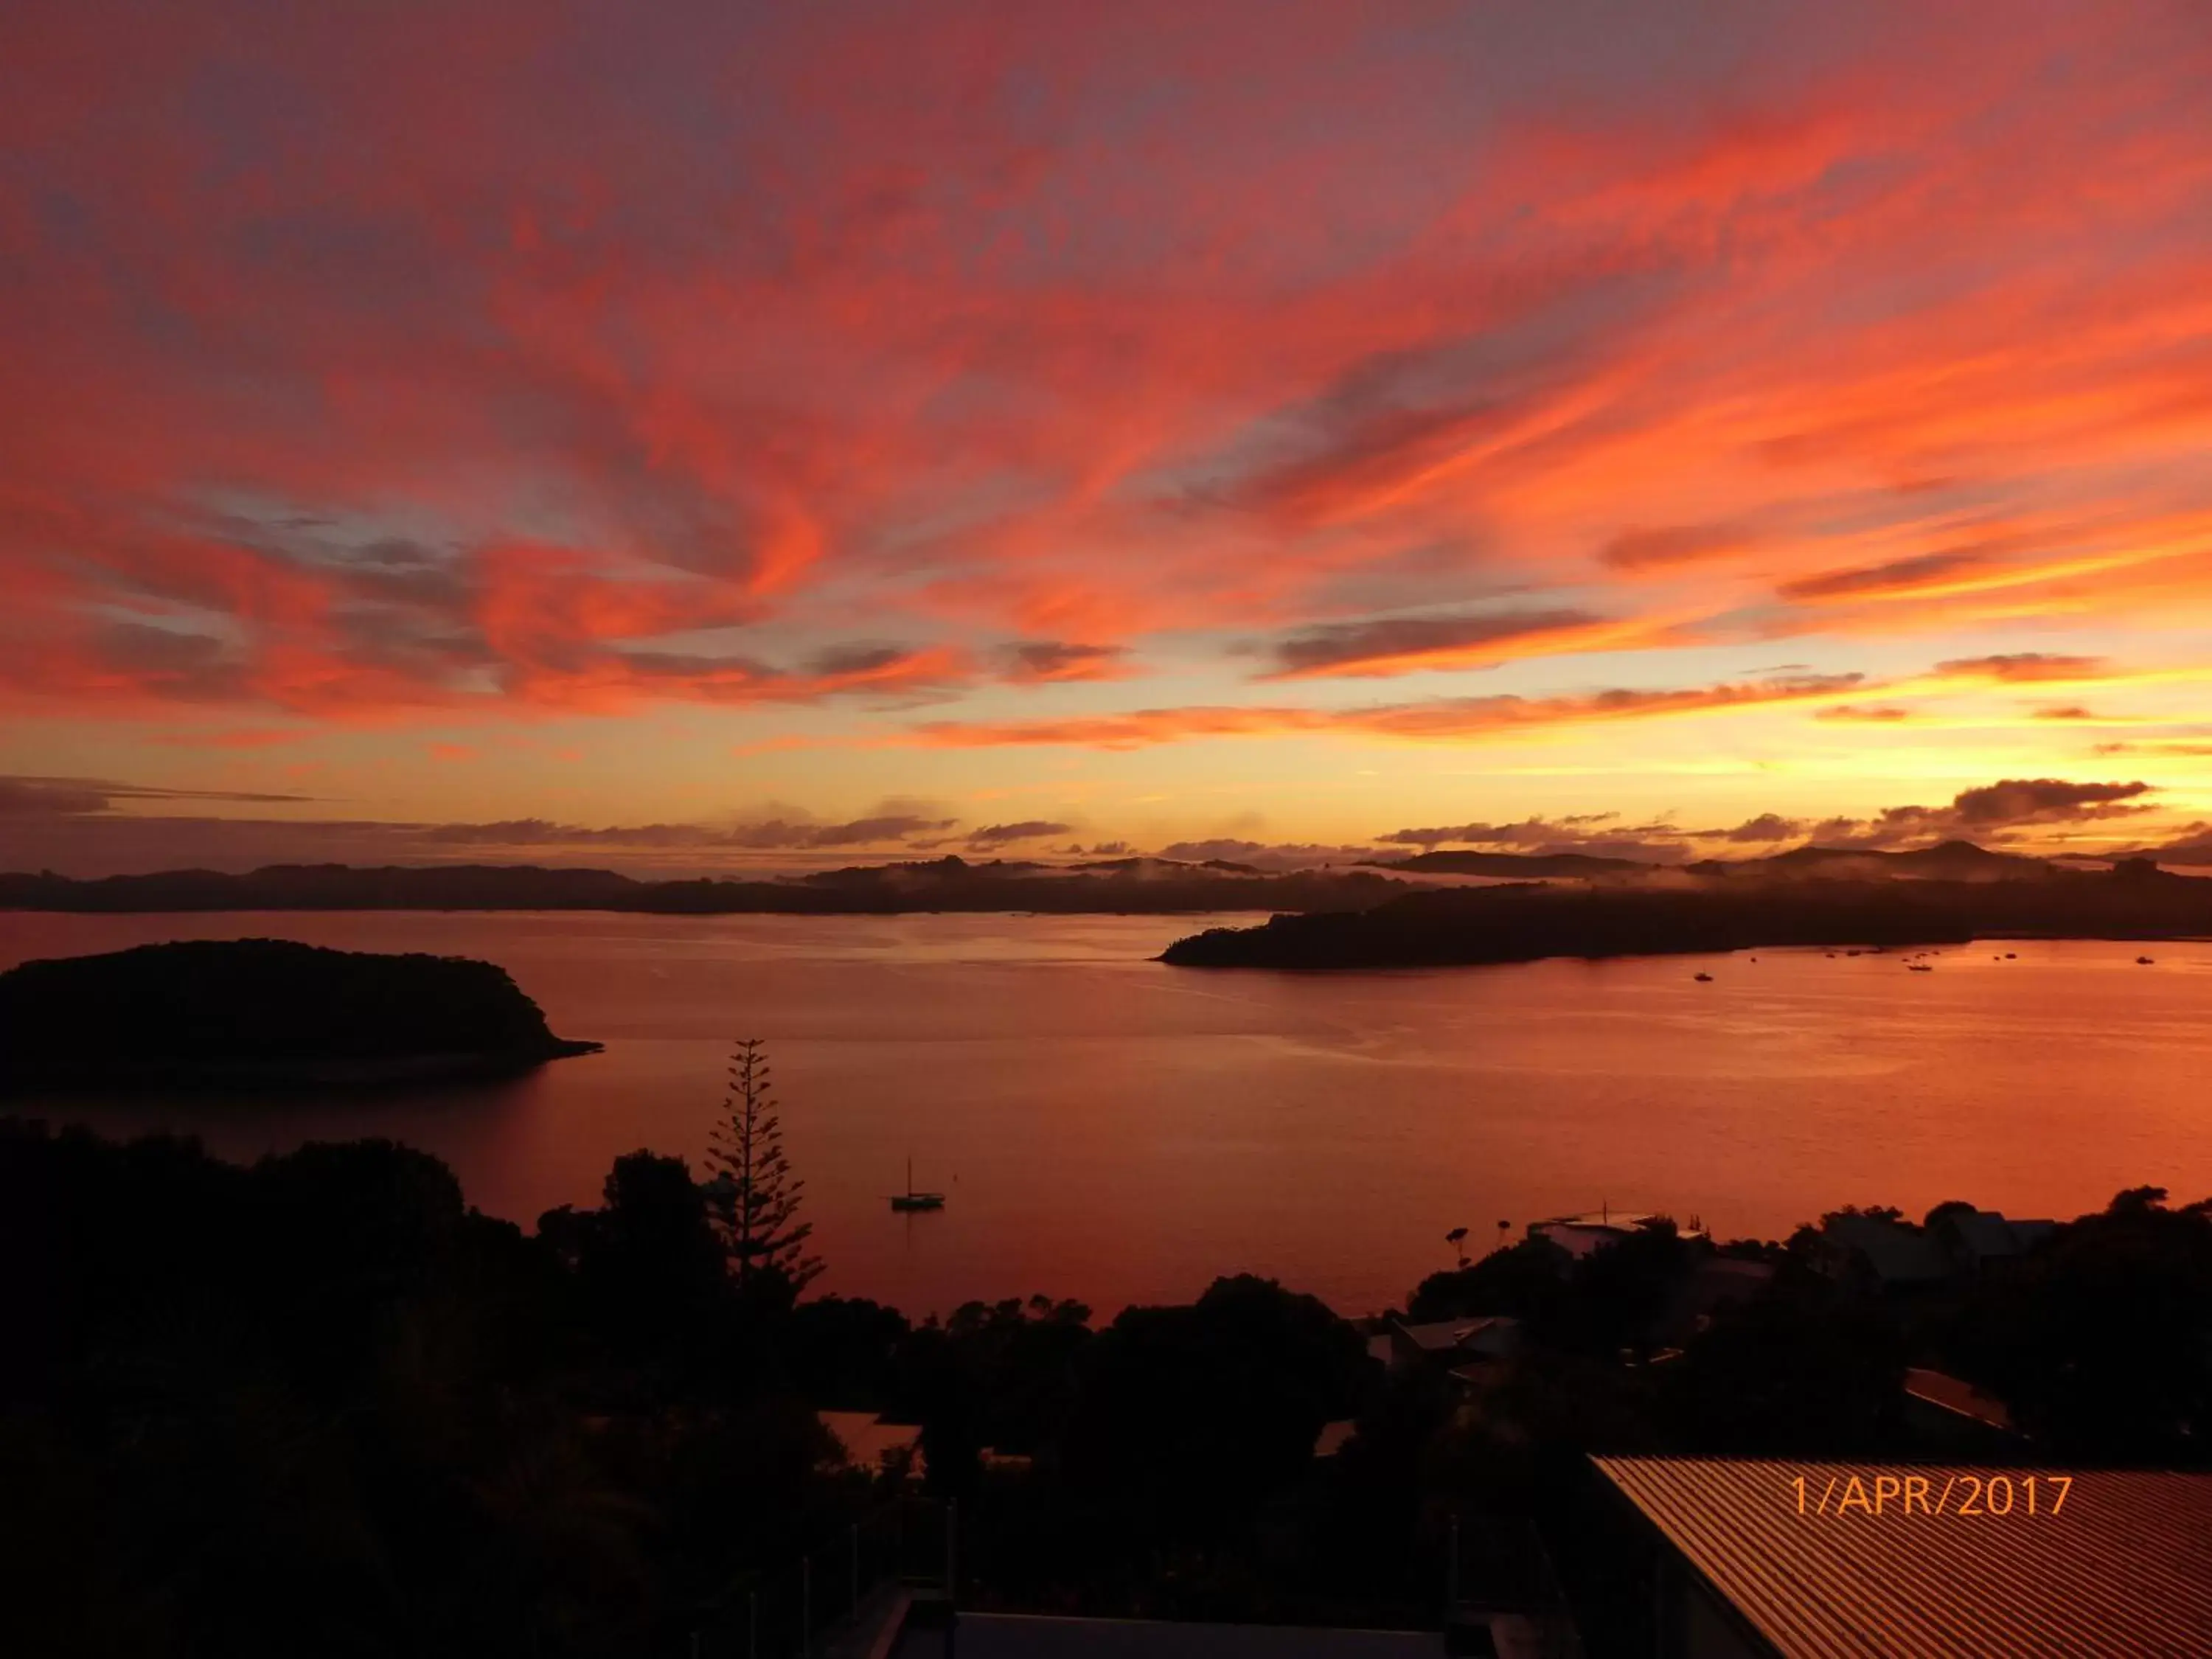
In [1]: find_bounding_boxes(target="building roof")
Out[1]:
[1935,1208,2056,1264]
[1530,1212,1709,1262]
[1902,1368,2015,1433]
[1533,1211,1708,1240]
[1312,1419,1358,1458]
[1392,1315,1519,1354]
[1943,1209,2025,1261]
[1658,1256,1777,1343]
[1538,1210,1666,1231]
[1816,1215,1950,1284]
[1592,1456,2212,1658]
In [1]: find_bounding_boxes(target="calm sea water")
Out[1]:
[4,911,2208,1318]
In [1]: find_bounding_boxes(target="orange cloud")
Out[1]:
[1601,524,1760,571]
[1255,608,1693,680]
[5,0,2212,843]
[905,670,1869,750]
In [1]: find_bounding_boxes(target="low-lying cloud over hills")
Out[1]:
[0,771,2177,880]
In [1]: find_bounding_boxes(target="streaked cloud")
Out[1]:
[998,641,1137,684]
[6,1,2212,847]
[905,669,1870,749]
[0,775,318,814]
[966,820,1075,847]
[1258,608,1615,679]
[1600,524,1759,572]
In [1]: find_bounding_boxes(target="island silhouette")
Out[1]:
[1161,852,2211,969]
[0,938,599,1093]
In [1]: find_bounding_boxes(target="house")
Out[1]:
[1809,1214,1950,1290]
[1927,1207,2057,1276]
[1582,1456,2212,1658]
[1386,1314,1524,1372]
[1815,1208,2056,1292]
[1528,1211,1707,1259]
[1653,1256,1776,1347]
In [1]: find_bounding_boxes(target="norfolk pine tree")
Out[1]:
[706,1037,824,1296]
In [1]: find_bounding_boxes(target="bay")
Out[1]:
[4,910,2208,1318]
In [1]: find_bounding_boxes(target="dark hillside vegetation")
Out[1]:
[1162,859,2212,968]
[3,1118,2208,1655]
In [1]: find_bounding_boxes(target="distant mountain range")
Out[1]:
[0,838,2166,919]
[2122,834,2212,866]
[0,855,1402,917]
[1362,849,1647,877]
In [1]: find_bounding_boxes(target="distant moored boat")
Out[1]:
[1693,972,1713,982]
[889,1158,946,1212]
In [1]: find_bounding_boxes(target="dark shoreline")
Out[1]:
[0,1039,603,1098]
[1159,863,2212,970]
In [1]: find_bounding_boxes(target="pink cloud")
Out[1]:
[2,0,2211,739]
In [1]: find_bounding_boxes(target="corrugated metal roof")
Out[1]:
[1592,1456,2212,1658]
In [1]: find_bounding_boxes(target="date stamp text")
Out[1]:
[1790,1472,2070,1518]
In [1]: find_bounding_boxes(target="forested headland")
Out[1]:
[0,939,598,1093]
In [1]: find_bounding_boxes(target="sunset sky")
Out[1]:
[8,1,2212,874]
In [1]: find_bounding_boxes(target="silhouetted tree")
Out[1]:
[1408,1236,1572,1324]
[540,1150,731,1374]
[1923,1198,1980,1231]
[1554,1219,1691,1360]
[1060,1276,1367,1549]
[1660,1292,1906,1455]
[705,1038,823,1297]
[1943,1186,2212,1462]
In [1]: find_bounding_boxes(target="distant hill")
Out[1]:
[1160,858,2208,970]
[1366,838,2059,882]
[0,939,599,1093]
[1362,849,1647,877]
[2132,834,2212,866]
[0,841,2104,921]
[0,858,1402,917]
[1068,855,1267,876]
[1694,839,2050,881]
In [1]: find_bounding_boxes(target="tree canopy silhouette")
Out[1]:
[706,1038,823,1298]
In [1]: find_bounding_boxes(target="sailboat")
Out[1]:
[889,1158,946,1212]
